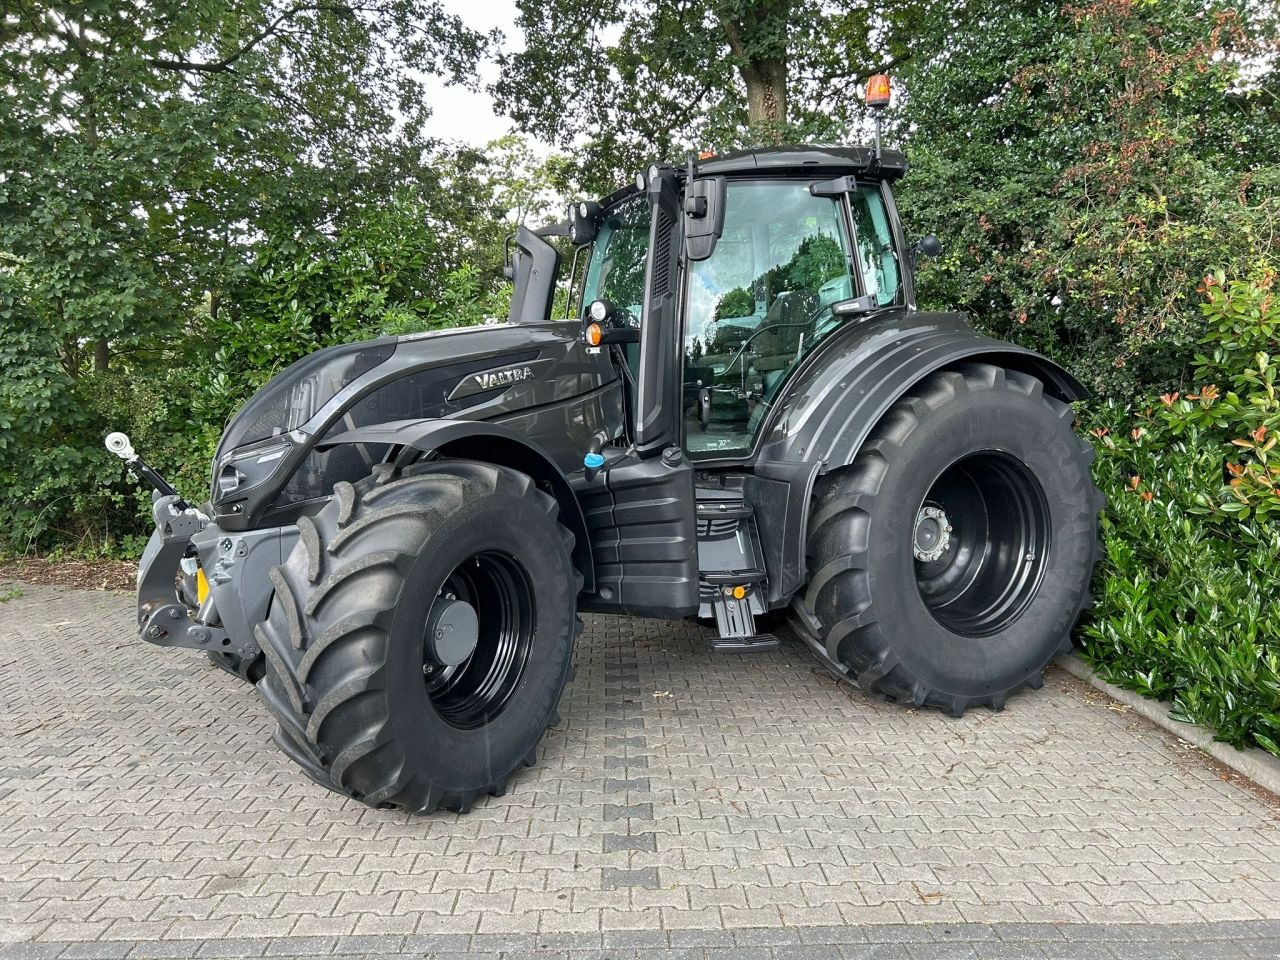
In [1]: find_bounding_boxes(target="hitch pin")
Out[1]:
[104,432,189,510]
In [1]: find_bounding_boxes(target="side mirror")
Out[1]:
[581,299,640,346]
[914,235,942,258]
[683,176,726,262]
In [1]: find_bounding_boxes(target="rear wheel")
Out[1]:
[256,460,579,814]
[793,363,1102,715]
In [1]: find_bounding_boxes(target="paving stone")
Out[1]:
[601,804,653,822]
[604,778,651,793]
[58,946,134,960]
[399,933,471,953]
[1,586,1279,959]
[0,948,70,960]
[601,868,660,891]
[193,942,266,959]
[603,833,657,853]
[773,946,843,960]
[532,933,603,951]
[732,929,802,946]
[604,757,648,770]
[600,930,669,949]
[126,944,204,959]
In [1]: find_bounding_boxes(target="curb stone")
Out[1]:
[1055,653,1280,797]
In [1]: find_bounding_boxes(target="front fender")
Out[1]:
[319,418,594,593]
[754,311,1088,470]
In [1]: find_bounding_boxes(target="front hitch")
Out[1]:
[105,432,188,507]
[107,432,238,655]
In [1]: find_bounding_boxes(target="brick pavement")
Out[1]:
[1,584,1278,956]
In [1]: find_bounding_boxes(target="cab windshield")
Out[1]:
[579,195,649,326]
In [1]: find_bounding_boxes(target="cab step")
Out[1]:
[696,479,776,653]
[705,632,780,653]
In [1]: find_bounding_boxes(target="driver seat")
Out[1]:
[751,289,819,380]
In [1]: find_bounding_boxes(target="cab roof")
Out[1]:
[552,143,908,235]
[698,144,907,181]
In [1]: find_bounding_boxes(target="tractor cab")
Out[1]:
[512,145,917,469]
[562,148,916,468]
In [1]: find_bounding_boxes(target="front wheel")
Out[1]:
[256,459,579,814]
[794,363,1102,716]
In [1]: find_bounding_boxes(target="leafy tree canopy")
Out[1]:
[493,0,929,192]
[894,0,1280,393]
[0,0,490,373]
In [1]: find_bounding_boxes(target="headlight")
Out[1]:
[214,439,293,501]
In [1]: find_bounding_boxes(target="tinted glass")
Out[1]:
[850,186,900,306]
[681,180,854,458]
[580,195,649,326]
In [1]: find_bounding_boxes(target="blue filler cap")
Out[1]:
[584,452,605,470]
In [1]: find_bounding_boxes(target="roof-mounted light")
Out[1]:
[866,73,891,110]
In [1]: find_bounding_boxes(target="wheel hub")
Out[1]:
[424,597,479,667]
[422,551,537,730]
[913,505,952,562]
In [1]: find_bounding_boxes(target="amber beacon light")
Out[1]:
[866,73,892,110]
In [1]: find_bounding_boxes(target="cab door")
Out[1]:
[679,179,902,462]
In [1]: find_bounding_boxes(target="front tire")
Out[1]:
[256,460,579,814]
[793,363,1102,716]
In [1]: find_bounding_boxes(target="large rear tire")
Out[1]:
[256,459,579,814]
[793,363,1102,716]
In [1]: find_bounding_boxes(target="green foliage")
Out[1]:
[896,0,1279,397]
[0,1,511,556]
[1,159,517,555]
[1083,271,1280,756]
[494,0,920,192]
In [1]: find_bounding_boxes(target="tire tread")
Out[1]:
[795,363,1103,715]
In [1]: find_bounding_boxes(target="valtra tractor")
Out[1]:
[109,80,1101,815]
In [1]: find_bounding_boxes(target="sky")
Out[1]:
[421,0,525,148]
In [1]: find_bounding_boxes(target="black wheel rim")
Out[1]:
[423,551,536,729]
[913,451,1050,637]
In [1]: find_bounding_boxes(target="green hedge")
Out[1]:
[1082,271,1280,756]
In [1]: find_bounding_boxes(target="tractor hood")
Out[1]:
[215,226,569,466]
[209,320,618,529]
[215,336,399,459]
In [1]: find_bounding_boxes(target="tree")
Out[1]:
[0,0,490,552]
[0,0,489,374]
[493,0,921,192]
[894,0,1280,395]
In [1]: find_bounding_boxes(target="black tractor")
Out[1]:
[111,143,1101,815]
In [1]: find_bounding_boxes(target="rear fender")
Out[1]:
[756,312,1088,467]
[319,419,593,594]
[751,312,1088,604]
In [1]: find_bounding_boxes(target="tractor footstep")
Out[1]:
[705,633,779,653]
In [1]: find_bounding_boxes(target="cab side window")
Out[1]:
[850,187,900,306]
[681,180,854,458]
